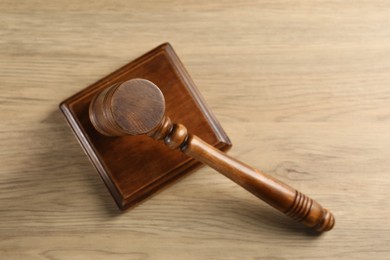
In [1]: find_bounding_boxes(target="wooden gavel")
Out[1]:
[89,78,335,232]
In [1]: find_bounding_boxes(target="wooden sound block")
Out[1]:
[60,43,232,210]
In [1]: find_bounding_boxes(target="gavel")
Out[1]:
[89,78,335,232]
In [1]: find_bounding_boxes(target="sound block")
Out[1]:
[60,43,232,210]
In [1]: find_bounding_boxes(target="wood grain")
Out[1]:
[1,0,390,259]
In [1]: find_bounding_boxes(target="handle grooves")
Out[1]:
[285,191,313,221]
[284,191,334,231]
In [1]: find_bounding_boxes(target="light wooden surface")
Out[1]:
[1,1,389,259]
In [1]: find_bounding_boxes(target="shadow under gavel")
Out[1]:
[89,78,335,232]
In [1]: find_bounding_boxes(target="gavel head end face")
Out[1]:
[89,79,166,136]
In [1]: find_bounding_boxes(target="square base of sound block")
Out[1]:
[60,43,232,210]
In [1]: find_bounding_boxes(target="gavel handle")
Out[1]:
[154,120,335,232]
[183,135,335,232]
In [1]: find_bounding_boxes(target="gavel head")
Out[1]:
[89,79,166,136]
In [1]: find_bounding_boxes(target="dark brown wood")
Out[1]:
[89,79,166,136]
[90,78,335,232]
[59,43,232,210]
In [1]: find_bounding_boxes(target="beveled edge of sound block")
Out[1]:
[59,43,232,210]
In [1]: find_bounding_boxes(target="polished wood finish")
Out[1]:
[60,43,231,209]
[3,1,390,258]
[89,79,334,231]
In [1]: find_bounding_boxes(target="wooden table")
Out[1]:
[1,1,389,259]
